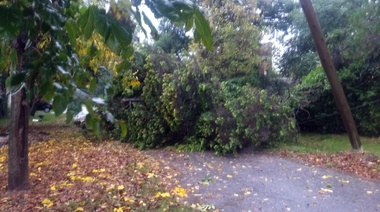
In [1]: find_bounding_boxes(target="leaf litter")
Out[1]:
[275,149,380,180]
[0,124,188,211]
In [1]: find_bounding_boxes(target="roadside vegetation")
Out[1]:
[0,0,380,210]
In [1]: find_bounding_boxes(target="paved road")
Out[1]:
[145,150,380,212]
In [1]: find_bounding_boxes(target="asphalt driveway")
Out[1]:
[145,150,380,211]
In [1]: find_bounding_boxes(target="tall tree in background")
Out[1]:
[266,0,369,80]
[154,19,190,59]
[194,0,262,84]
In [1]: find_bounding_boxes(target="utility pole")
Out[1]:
[299,0,361,150]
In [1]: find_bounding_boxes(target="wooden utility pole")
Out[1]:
[299,0,361,149]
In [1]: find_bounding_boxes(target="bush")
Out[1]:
[193,83,296,155]
[108,52,296,154]
[293,64,380,136]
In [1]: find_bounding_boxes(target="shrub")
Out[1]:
[108,52,296,154]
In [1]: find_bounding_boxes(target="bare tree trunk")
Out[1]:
[299,0,362,150]
[8,34,30,191]
[8,86,30,190]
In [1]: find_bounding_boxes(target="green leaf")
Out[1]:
[89,78,97,93]
[74,71,89,88]
[6,73,26,88]
[0,6,21,37]
[85,112,95,129]
[119,120,127,138]
[151,0,178,21]
[84,100,94,114]
[78,6,96,39]
[194,9,213,50]
[142,11,159,39]
[116,60,131,72]
[172,1,193,20]
[65,19,78,47]
[105,23,132,55]
[133,9,148,38]
[40,81,55,101]
[185,17,193,31]
[66,111,74,124]
[53,94,68,116]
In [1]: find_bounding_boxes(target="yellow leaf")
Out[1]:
[107,184,115,191]
[72,163,78,169]
[41,198,54,208]
[155,192,171,198]
[147,173,155,178]
[113,207,124,212]
[320,188,333,193]
[173,187,187,197]
[124,197,135,203]
[81,176,94,182]
[322,175,333,179]
[76,207,84,211]
[30,172,37,177]
[50,186,56,191]
[137,162,144,169]
[117,185,125,190]
[92,168,106,173]
[161,192,171,197]
[227,175,233,179]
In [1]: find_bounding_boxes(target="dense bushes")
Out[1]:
[108,52,296,155]
[192,83,296,154]
[293,65,380,136]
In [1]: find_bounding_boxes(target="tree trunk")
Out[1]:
[8,86,30,190]
[299,0,362,150]
[8,34,30,191]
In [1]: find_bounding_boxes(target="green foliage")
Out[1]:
[293,63,380,136]
[110,49,296,155]
[193,0,261,82]
[139,0,213,50]
[0,0,212,136]
[272,0,380,136]
[193,84,296,155]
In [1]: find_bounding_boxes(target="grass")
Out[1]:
[0,110,67,129]
[280,133,380,157]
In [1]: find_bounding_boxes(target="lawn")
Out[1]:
[281,133,380,157]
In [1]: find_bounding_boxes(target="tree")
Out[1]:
[268,0,369,80]
[0,0,212,191]
[194,0,262,83]
[154,18,190,59]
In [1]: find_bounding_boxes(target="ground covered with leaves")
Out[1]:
[1,124,379,211]
[0,124,189,211]
[274,150,380,180]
